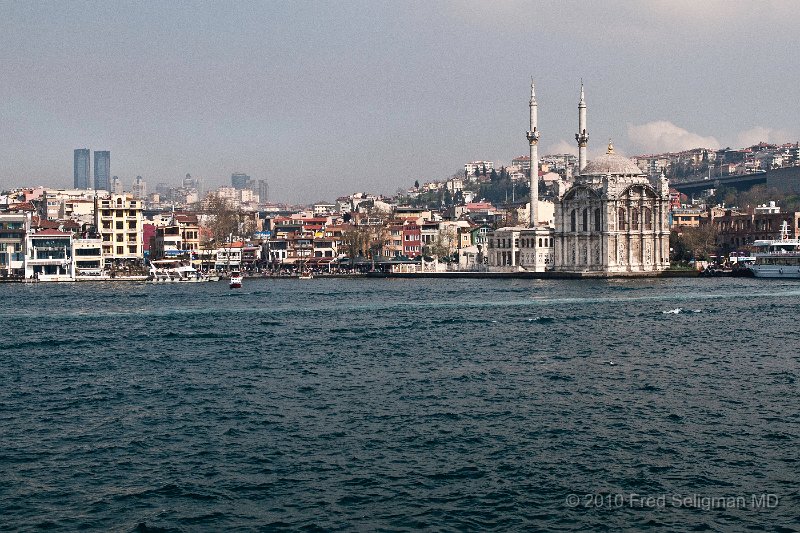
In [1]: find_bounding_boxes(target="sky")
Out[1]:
[1,0,799,203]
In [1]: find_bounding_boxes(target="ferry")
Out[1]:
[229,270,243,289]
[148,260,218,283]
[750,221,800,278]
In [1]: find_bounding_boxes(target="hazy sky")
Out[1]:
[1,1,798,203]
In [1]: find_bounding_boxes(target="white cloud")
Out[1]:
[736,126,791,148]
[543,139,577,156]
[627,121,719,154]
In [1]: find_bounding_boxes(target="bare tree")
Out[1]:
[681,224,719,261]
[341,208,389,263]
[203,193,240,243]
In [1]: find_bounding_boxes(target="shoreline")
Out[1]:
[1,270,700,283]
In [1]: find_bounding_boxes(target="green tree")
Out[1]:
[414,180,420,189]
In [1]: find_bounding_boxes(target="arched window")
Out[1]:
[632,208,639,230]
[594,208,601,231]
[570,210,576,232]
[644,207,652,230]
[582,208,588,231]
[618,208,626,230]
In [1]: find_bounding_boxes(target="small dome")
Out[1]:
[580,141,642,176]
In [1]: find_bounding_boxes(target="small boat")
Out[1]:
[229,270,243,289]
[298,273,314,280]
[750,221,800,278]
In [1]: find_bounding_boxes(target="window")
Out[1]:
[632,208,639,230]
[116,221,123,230]
[570,209,576,232]
[618,208,626,230]
[644,207,652,230]
[594,208,601,231]
[582,209,588,231]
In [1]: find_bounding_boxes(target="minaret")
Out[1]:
[526,78,540,227]
[575,81,588,174]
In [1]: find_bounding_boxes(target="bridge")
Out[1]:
[670,173,766,196]
[671,166,800,197]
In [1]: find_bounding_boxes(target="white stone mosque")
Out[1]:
[487,81,671,275]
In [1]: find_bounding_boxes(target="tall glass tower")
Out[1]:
[74,148,91,189]
[231,172,253,190]
[94,151,110,191]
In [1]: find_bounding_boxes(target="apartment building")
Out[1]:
[95,194,144,263]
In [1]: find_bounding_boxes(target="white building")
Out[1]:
[313,203,336,215]
[464,160,495,176]
[26,229,75,281]
[73,238,105,278]
[39,189,98,221]
[553,142,671,274]
[487,226,554,272]
[0,213,30,278]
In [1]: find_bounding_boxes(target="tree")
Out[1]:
[680,224,719,261]
[482,164,487,176]
[340,208,389,264]
[490,168,498,182]
[203,193,239,244]
[424,228,455,261]
[414,180,420,189]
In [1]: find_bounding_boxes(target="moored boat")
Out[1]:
[148,260,217,283]
[229,270,243,288]
[750,221,800,278]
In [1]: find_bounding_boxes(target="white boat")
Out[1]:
[298,273,314,280]
[750,221,800,278]
[148,260,217,283]
[229,270,243,289]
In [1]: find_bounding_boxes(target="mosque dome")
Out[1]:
[580,141,642,176]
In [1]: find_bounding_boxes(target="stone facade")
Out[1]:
[487,226,554,272]
[553,144,671,274]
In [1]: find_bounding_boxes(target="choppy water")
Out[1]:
[1,278,798,531]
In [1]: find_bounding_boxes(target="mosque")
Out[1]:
[487,81,671,276]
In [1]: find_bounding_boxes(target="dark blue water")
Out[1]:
[1,278,798,531]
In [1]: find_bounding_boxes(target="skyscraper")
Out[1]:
[94,151,111,191]
[258,179,269,204]
[132,176,147,200]
[74,148,91,189]
[231,172,254,190]
[111,175,123,194]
